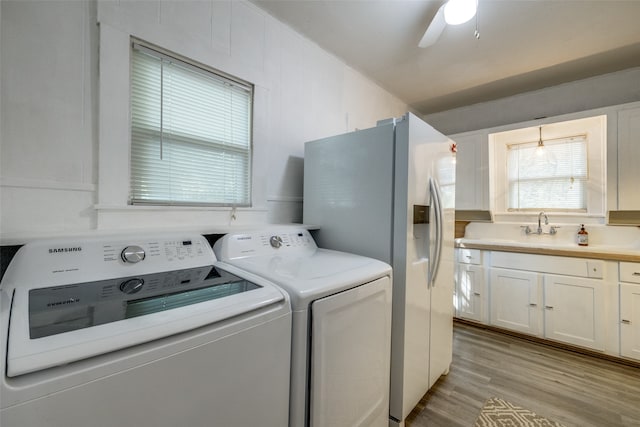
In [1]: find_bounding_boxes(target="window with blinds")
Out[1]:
[130,43,253,206]
[507,136,588,211]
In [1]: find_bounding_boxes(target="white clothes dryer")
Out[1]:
[214,228,393,427]
[1,233,291,427]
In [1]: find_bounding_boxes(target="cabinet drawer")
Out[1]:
[458,248,482,264]
[620,262,640,284]
[491,252,603,279]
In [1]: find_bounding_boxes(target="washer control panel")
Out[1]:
[102,238,208,265]
[215,229,317,260]
[119,277,145,294]
[1,233,216,289]
[121,245,146,263]
[260,231,313,250]
[269,235,284,248]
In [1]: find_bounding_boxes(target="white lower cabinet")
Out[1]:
[620,270,640,361]
[489,269,606,350]
[543,275,605,351]
[455,248,487,323]
[456,263,486,322]
[488,252,611,351]
[619,283,640,360]
[489,269,542,335]
[455,249,636,357]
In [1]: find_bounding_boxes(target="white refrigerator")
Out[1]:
[303,112,456,427]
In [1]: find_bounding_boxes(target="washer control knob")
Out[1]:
[121,245,146,263]
[119,278,144,294]
[269,235,283,249]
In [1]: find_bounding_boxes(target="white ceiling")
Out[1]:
[250,0,640,115]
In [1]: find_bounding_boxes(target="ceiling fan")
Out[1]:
[418,0,478,48]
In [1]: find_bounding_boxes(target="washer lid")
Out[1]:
[4,260,286,377]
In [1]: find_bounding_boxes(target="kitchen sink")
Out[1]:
[459,222,640,254]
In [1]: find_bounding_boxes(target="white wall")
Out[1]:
[0,1,98,242]
[0,0,407,243]
[425,67,640,136]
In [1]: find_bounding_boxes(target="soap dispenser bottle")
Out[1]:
[577,224,589,246]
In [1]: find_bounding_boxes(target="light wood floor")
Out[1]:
[405,322,640,427]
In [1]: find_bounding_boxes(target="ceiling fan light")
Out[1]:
[444,0,477,25]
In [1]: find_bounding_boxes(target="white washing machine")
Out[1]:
[214,228,393,427]
[0,233,291,427]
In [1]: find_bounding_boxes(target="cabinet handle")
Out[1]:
[545,305,554,310]
[633,272,640,276]
[473,292,481,296]
[529,303,537,307]
[622,319,632,324]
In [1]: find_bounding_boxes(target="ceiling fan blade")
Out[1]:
[418,3,446,48]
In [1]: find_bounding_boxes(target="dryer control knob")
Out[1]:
[119,278,144,294]
[269,235,283,249]
[121,245,146,263]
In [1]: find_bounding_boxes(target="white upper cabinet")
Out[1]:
[450,130,490,211]
[447,100,640,220]
[617,106,640,210]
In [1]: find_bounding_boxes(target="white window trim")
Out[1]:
[129,40,254,207]
[96,24,268,231]
[489,115,606,219]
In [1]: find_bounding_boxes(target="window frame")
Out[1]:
[506,134,589,212]
[129,40,254,207]
[489,115,606,217]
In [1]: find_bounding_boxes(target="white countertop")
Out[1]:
[457,222,640,262]
[456,238,640,262]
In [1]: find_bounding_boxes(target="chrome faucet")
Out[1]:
[537,211,548,234]
[521,212,556,235]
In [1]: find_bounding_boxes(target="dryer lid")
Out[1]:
[215,229,391,308]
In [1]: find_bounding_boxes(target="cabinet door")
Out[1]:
[490,269,542,335]
[617,107,640,210]
[620,283,640,361]
[544,275,605,351]
[456,264,485,323]
[450,131,489,210]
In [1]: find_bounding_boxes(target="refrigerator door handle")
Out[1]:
[427,178,436,287]
[429,177,444,286]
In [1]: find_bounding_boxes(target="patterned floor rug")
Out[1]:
[475,397,566,427]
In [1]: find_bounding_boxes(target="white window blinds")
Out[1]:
[130,44,252,206]
[507,136,588,211]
